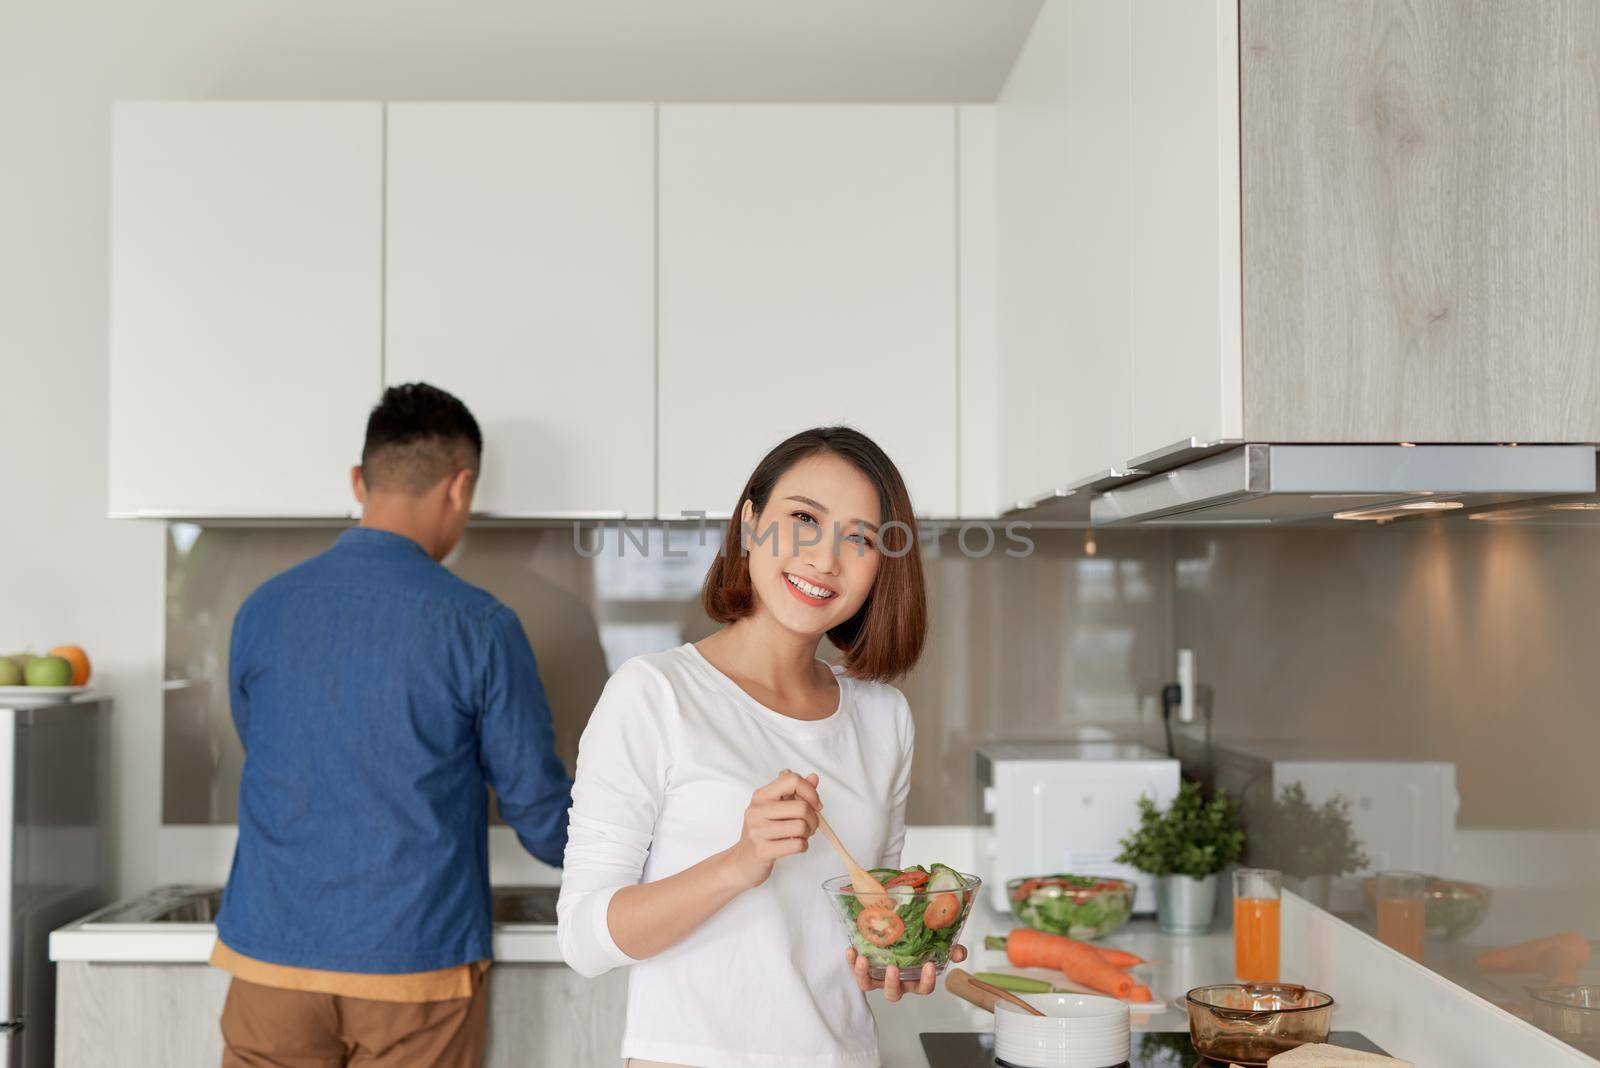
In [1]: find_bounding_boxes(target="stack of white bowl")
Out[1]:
[992,993,1132,1068]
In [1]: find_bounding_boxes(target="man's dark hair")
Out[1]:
[360,383,483,495]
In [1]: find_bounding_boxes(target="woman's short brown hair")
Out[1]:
[700,426,927,682]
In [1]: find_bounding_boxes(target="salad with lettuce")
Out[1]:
[1006,874,1135,940]
[826,863,976,973]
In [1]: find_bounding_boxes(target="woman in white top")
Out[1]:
[557,426,963,1068]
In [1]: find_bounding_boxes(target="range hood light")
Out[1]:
[1399,442,1417,448]
[1549,502,1600,511]
[1469,507,1542,521]
[1400,500,1464,511]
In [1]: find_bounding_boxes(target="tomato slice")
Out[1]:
[857,906,905,948]
[924,892,961,930]
[1010,879,1041,901]
[885,870,929,889]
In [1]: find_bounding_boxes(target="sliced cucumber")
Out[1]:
[927,864,963,893]
[868,867,900,881]
[888,885,916,907]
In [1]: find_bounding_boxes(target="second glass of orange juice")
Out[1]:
[1376,871,1426,962]
[1234,868,1282,982]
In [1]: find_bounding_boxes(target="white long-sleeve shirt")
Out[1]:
[556,643,915,1068]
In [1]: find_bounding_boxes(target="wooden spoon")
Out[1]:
[779,768,893,910]
[945,968,1047,1017]
[815,812,894,910]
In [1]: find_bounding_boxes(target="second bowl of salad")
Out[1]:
[824,864,980,981]
[1007,874,1136,940]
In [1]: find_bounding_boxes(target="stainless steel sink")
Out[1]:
[490,886,559,924]
[80,884,559,926]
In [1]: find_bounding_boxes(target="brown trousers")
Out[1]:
[220,974,488,1068]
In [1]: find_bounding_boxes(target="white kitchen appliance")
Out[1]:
[976,743,1180,914]
[1184,739,1459,913]
[0,698,112,1068]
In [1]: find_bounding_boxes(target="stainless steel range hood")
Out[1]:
[1082,444,1598,526]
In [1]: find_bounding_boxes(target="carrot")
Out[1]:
[987,931,1147,970]
[1475,933,1590,975]
[1095,945,1146,969]
[1000,928,1150,1001]
[1002,927,1088,970]
[1059,952,1139,1000]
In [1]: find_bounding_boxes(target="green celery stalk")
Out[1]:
[974,971,1064,994]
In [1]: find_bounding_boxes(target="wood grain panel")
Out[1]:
[1241,0,1600,441]
[57,963,229,1067]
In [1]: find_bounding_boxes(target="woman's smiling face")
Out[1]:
[742,451,885,640]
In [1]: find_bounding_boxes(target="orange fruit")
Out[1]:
[47,646,90,686]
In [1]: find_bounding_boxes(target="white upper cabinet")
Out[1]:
[1128,0,1242,458]
[656,105,959,519]
[957,105,1001,520]
[108,103,382,517]
[384,104,656,517]
[997,0,1136,508]
[996,0,1242,505]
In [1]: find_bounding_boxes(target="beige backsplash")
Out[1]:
[165,516,1600,832]
[164,524,1171,825]
[1172,520,1600,829]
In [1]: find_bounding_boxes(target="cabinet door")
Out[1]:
[997,0,1137,507]
[1241,0,1600,442]
[385,104,655,517]
[1128,0,1244,459]
[657,105,958,519]
[108,103,382,517]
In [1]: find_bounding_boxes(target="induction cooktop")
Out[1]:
[918,1030,1388,1068]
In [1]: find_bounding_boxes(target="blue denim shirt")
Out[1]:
[217,527,572,973]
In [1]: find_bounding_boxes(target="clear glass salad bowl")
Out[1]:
[823,865,981,982]
[1006,874,1137,940]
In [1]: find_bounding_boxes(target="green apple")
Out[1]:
[0,659,19,686]
[24,656,71,687]
[5,654,33,675]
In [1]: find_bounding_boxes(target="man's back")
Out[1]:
[218,526,571,973]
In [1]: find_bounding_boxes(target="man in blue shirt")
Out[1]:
[213,383,572,1067]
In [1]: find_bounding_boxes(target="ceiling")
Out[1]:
[180,0,1045,103]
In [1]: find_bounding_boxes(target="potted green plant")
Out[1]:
[1248,782,1370,909]
[1116,780,1245,935]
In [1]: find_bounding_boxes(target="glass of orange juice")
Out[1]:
[1376,871,1426,962]
[1234,868,1282,982]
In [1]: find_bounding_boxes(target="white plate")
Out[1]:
[0,686,92,709]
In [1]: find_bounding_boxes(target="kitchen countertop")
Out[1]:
[60,882,1575,1065]
[49,887,565,964]
[867,900,1353,1068]
[50,924,562,964]
[56,889,1256,1065]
